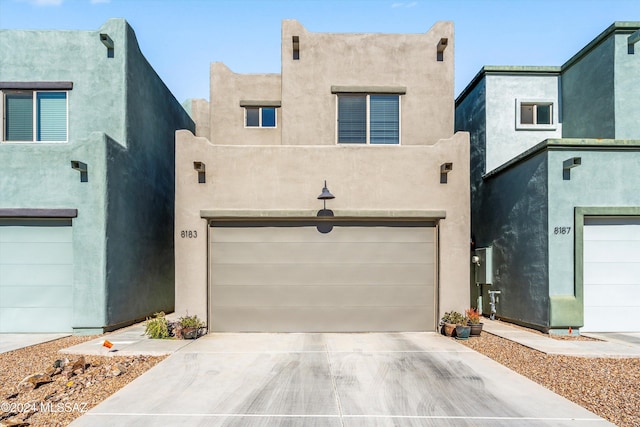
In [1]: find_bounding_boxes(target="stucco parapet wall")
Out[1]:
[563,21,640,71]
[484,138,640,180]
[456,66,561,106]
[200,209,446,220]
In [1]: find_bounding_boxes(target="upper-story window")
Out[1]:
[2,90,68,142]
[337,94,400,144]
[516,99,556,130]
[245,107,277,128]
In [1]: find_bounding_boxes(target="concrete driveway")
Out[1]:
[70,332,613,426]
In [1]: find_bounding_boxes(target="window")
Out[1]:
[337,94,399,144]
[516,99,556,130]
[2,90,68,142]
[245,107,276,128]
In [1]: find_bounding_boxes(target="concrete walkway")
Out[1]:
[0,333,70,354]
[69,332,613,426]
[482,320,640,358]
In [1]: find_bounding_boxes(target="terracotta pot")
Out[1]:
[182,327,198,339]
[443,323,457,337]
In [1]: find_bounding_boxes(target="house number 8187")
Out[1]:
[553,227,571,235]
[180,230,198,238]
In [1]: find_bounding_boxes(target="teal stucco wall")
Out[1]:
[104,22,194,328]
[0,19,194,332]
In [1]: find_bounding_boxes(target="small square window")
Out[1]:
[516,100,556,130]
[245,107,277,128]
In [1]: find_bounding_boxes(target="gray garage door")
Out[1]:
[0,219,73,332]
[583,217,640,332]
[209,221,436,332]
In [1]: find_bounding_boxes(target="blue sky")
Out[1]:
[1,0,638,102]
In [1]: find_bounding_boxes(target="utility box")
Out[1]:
[475,247,493,284]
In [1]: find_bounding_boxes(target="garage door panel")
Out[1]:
[211,226,434,244]
[0,220,73,333]
[0,220,72,241]
[1,264,74,287]
[584,241,640,263]
[583,262,640,286]
[211,306,434,333]
[212,242,433,264]
[213,263,434,287]
[583,217,640,332]
[583,284,640,307]
[213,285,434,307]
[210,224,436,332]
[0,286,72,308]
[0,308,72,333]
[0,242,73,264]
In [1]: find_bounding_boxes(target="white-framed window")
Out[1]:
[337,94,400,144]
[245,106,277,128]
[2,90,68,142]
[516,99,556,130]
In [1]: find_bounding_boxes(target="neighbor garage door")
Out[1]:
[583,217,640,332]
[209,221,436,332]
[0,219,73,332]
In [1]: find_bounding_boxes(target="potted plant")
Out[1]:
[453,311,471,340]
[466,308,483,337]
[440,311,457,337]
[177,314,205,339]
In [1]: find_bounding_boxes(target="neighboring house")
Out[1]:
[455,22,640,333]
[0,19,195,333]
[175,20,470,332]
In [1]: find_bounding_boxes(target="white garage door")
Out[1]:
[0,219,73,332]
[583,217,640,332]
[210,221,436,332]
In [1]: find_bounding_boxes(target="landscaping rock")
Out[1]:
[16,374,52,392]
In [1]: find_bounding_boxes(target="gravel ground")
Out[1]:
[460,331,640,427]
[0,335,165,427]
[2,331,638,427]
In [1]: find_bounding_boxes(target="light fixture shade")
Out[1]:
[317,181,335,200]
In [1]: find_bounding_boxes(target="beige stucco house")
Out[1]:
[175,20,470,332]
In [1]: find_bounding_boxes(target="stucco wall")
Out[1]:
[547,142,640,327]
[209,63,282,145]
[0,19,194,331]
[614,32,640,139]
[474,154,550,328]
[485,74,561,172]
[175,130,470,326]
[104,21,195,328]
[562,38,615,139]
[280,20,454,146]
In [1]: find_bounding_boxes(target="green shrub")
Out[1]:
[145,312,169,339]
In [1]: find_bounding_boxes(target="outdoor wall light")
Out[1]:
[193,161,206,184]
[71,161,88,183]
[563,157,581,180]
[440,162,453,184]
[317,180,335,233]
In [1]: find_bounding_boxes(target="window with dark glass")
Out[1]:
[3,90,68,142]
[337,94,399,144]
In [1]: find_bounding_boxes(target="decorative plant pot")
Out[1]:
[443,323,457,337]
[455,325,471,340]
[182,327,198,339]
[469,323,483,337]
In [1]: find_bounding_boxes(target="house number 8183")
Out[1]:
[180,230,198,238]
